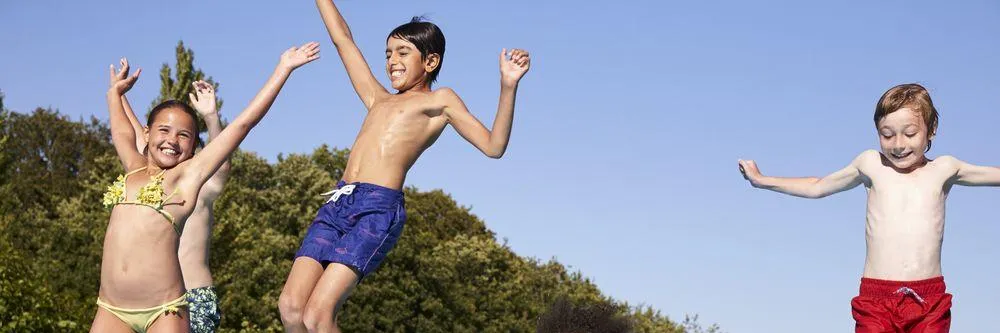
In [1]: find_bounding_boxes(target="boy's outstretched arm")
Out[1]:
[181,43,319,188]
[315,0,387,109]
[443,48,530,159]
[739,150,874,198]
[188,81,231,200]
[942,156,1000,186]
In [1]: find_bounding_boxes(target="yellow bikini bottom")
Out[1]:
[96,295,187,333]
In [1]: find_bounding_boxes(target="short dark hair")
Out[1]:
[387,16,446,85]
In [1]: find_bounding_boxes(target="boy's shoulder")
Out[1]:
[928,154,963,171]
[431,86,457,98]
[855,149,882,166]
[428,86,461,107]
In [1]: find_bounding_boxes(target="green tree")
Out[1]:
[0,107,111,217]
[150,40,223,140]
[0,237,83,332]
[0,105,114,332]
[0,91,10,197]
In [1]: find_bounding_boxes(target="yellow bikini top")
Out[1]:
[102,167,182,234]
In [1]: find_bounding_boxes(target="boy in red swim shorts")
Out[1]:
[739,83,1000,332]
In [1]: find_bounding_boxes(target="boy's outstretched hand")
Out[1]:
[500,48,530,88]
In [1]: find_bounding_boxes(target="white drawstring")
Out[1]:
[321,184,356,203]
[894,287,926,304]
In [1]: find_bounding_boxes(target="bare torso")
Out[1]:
[342,91,449,189]
[100,169,198,307]
[177,199,214,289]
[860,153,955,280]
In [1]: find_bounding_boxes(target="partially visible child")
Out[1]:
[739,83,1000,332]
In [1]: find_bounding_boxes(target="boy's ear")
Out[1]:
[424,53,441,73]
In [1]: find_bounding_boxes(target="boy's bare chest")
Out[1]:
[364,97,443,130]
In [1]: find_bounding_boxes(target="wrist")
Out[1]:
[276,63,294,75]
[500,79,519,90]
[751,175,769,188]
[202,112,222,124]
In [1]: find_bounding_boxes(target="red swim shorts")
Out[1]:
[851,276,952,333]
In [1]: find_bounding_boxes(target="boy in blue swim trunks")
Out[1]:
[277,1,532,332]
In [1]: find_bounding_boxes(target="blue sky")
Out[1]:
[3,0,999,332]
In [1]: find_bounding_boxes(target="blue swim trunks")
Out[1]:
[295,181,406,281]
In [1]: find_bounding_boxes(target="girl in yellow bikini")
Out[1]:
[92,42,320,333]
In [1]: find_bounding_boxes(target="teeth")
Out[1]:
[162,148,178,156]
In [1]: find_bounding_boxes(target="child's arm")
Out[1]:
[109,58,149,152]
[188,81,231,200]
[180,42,319,188]
[739,150,874,198]
[122,94,147,152]
[442,49,531,158]
[107,59,145,170]
[315,0,388,109]
[941,156,1000,186]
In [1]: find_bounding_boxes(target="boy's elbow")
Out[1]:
[331,35,351,47]
[483,145,505,159]
[805,180,827,199]
[807,191,828,199]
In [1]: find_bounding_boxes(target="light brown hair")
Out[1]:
[874,83,939,152]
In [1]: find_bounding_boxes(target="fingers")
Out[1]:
[121,58,130,76]
[301,42,320,57]
[300,41,320,52]
[737,160,752,181]
[189,92,198,103]
[502,49,531,68]
[129,68,141,82]
[192,80,210,93]
[737,159,758,174]
[190,80,217,98]
[110,57,138,85]
[281,42,322,68]
[299,42,321,63]
[516,50,530,67]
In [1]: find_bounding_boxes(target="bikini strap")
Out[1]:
[124,166,148,178]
